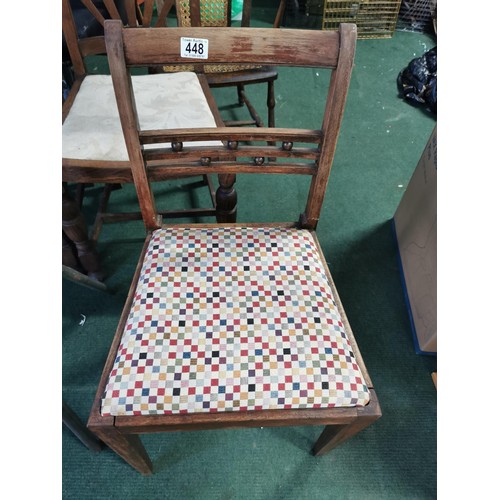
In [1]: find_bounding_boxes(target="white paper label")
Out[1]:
[180,37,209,60]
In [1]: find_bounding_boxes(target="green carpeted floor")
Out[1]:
[62,7,437,498]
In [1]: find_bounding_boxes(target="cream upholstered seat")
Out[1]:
[62,72,219,162]
[101,226,370,416]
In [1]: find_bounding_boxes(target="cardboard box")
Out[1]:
[393,126,437,354]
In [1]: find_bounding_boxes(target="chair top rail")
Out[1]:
[119,26,342,68]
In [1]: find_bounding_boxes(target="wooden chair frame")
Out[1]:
[87,21,381,475]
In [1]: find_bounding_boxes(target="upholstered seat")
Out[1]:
[62,72,219,162]
[101,227,370,416]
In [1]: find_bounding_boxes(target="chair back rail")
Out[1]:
[104,20,357,231]
[122,27,341,68]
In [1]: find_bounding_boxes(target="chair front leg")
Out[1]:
[312,390,382,456]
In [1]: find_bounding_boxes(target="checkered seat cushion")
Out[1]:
[101,227,370,416]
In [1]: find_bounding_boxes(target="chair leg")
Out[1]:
[90,183,120,242]
[89,423,153,475]
[237,83,245,106]
[267,80,276,129]
[62,185,104,282]
[215,173,237,222]
[312,420,374,456]
[62,401,102,452]
[266,79,277,160]
[312,391,382,456]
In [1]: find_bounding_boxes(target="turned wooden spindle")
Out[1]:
[215,173,237,223]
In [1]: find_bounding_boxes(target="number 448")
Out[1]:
[185,42,204,55]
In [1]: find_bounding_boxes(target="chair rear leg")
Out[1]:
[215,173,237,222]
[267,80,277,160]
[237,83,245,106]
[63,401,102,452]
[267,80,275,129]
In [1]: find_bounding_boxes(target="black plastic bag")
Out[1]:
[397,47,437,114]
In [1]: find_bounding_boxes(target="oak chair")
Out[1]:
[62,0,236,251]
[151,0,286,129]
[87,20,381,475]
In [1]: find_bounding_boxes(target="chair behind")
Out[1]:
[62,0,226,247]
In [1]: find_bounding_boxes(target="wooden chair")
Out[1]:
[62,0,236,251]
[150,0,286,129]
[87,21,381,475]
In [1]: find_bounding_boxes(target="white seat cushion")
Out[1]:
[101,227,371,416]
[62,72,219,162]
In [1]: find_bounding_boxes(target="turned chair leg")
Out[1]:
[237,83,245,106]
[216,173,237,222]
[62,185,104,281]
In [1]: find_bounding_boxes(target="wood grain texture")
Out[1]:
[122,27,340,68]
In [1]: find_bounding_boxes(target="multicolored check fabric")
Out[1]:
[101,227,370,416]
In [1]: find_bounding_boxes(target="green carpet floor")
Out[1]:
[62,8,437,498]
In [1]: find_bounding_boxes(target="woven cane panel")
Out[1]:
[162,63,261,73]
[166,0,260,73]
[101,227,370,416]
[177,0,229,27]
[322,1,402,39]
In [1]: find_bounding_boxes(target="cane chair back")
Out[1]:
[87,20,381,475]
